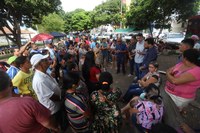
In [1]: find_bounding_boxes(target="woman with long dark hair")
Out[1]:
[82,51,101,94]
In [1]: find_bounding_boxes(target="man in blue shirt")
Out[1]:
[90,39,96,50]
[139,38,157,78]
[115,38,127,75]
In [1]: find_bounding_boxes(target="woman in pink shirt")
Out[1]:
[165,49,200,109]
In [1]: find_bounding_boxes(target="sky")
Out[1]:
[60,0,106,12]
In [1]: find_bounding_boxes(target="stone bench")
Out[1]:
[160,74,200,132]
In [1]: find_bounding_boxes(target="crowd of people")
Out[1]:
[0,33,200,133]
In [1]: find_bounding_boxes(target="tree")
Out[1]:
[0,0,61,47]
[126,0,199,36]
[71,11,93,31]
[38,13,65,33]
[91,0,124,27]
[63,9,93,33]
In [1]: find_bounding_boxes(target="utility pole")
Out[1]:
[120,0,123,29]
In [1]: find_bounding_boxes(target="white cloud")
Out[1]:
[60,0,105,12]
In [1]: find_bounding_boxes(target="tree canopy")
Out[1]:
[62,0,125,32]
[38,13,65,33]
[126,0,199,35]
[63,9,93,33]
[0,0,61,47]
[91,0,124,27]
[1,0,199,45]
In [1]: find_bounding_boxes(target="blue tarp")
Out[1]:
[50,32,66,38]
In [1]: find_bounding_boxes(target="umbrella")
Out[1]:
[31,33,54,42]
[50,32,66,38]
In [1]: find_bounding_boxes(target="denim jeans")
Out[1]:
[116,56,125,73]
[102,50,109,67]
[135,63,142,80]
[123,83,143,102]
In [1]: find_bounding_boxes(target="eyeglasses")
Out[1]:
[148,66,155,68]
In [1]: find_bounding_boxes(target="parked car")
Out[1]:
[161,32,185,49]
[123,33,133,40]
[21,38,29,45]
[98,33,111,39]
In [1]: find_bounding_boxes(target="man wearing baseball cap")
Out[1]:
[31,54,61,115]
[6,56,20,79]
[6,56,20,94]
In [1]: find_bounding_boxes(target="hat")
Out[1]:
[7,56,17,65]
[30,54,49,67]
[191,35,199,41]
[44,39,52,45]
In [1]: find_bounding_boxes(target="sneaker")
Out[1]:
[128,74,133,77]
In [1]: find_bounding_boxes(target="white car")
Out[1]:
[162,32,185,44]
[123,33,132,40]
[98,33,111,39]
[161,32,185,49]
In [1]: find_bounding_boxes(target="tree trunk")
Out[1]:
[157,19,165,39]
[0,8,22,48]
[149,22,153,37]
[157,28,163,39]
[13,15,21,48]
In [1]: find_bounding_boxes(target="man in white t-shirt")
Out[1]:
[134,33,145,80]
[31,54,61,115]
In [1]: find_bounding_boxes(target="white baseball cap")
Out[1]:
[30,54,49,67]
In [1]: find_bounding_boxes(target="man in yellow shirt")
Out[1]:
[12,56,37,99]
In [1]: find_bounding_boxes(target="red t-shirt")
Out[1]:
[85,40,90,45]
[89,66,101,83]
[75,37,79,43]
[0,97,51,133]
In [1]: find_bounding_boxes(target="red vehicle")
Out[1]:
[185,15,200,38]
